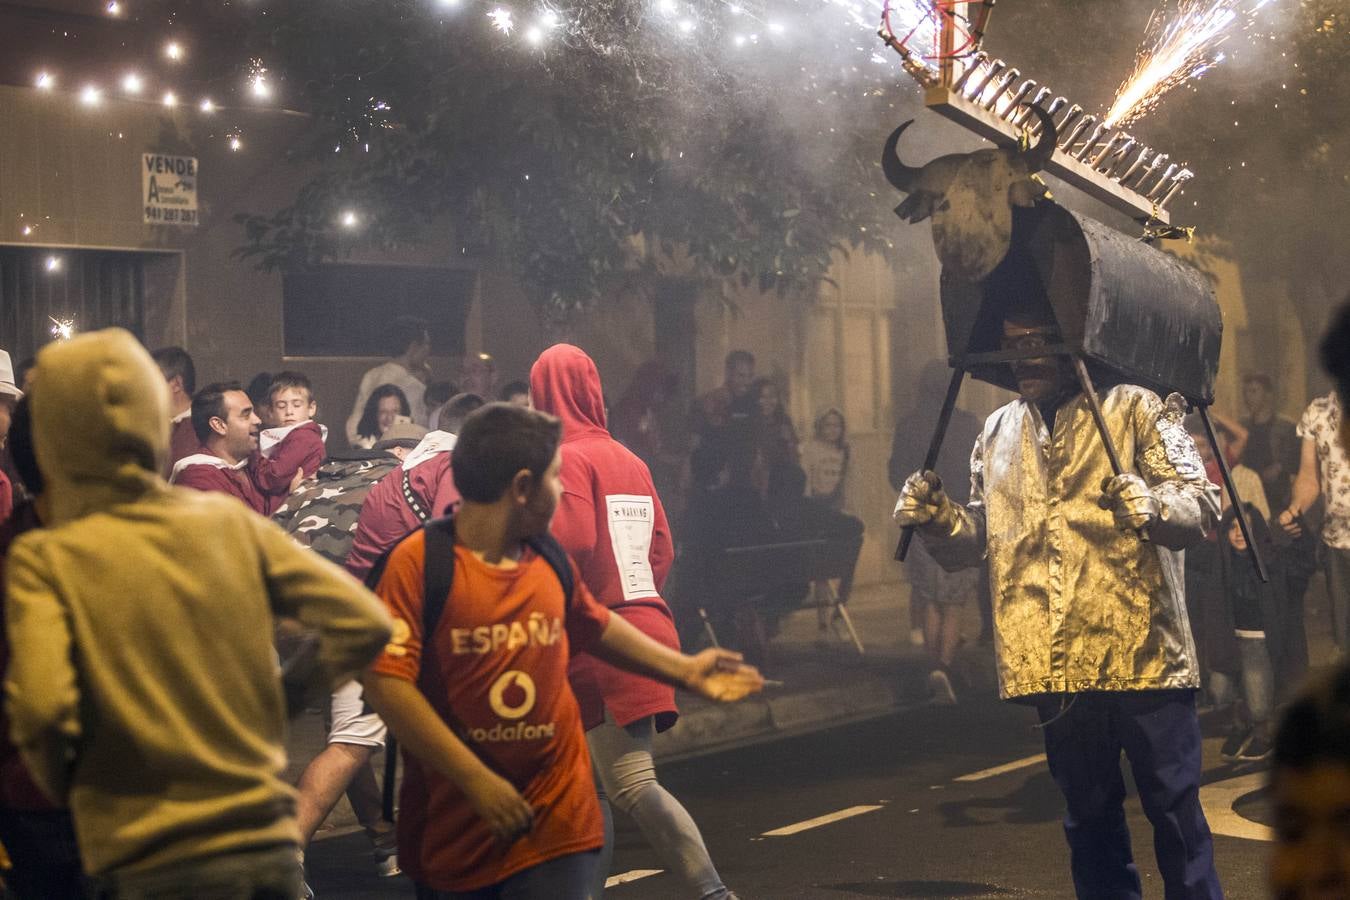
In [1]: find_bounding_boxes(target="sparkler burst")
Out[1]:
[1104,0,1273,128]
[488,8,515,34]
[49,316,76,341]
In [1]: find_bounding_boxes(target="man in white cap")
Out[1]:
[0,348,22,523]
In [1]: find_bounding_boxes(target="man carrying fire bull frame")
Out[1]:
[894,290,1224,899]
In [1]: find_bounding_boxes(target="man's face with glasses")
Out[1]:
[1002,321,1069,404]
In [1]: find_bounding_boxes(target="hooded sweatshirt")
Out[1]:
[530,344,679,731]
[2,329,392,876]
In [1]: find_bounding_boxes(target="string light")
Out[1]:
[79,85,102,107]
[227,131,243,151]
[340,210,360,228]
[165,41,184,61]
[524,25,545,45]
[34,71,54,90]
[121,72,143,95]
[44,256,62,273]
[162,91,177,107]
[49,317,76,340]
[678,19,695,34]
[250,75,271,99]
[199,97,215,113]
[105,1,121,16]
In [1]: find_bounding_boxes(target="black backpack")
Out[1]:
[365,515,575,822]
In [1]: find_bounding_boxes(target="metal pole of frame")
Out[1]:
[896,366,967,562]
[1071,356,1150,543]
[1196,404,1271,583]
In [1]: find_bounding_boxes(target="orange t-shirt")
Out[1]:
[371,531,612,892]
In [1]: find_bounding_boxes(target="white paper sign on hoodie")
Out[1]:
[605,494,657,602]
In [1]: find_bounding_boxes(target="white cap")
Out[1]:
[0,350,22,401]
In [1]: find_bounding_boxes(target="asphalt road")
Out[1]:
[304,697,1275,899]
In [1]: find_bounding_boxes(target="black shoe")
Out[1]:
[1236,732,1273,763]
[1220,727,1251,761]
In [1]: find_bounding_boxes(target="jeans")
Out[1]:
[1325,546,1350,652]
[413,851,599,900]
[87,843,302,900]
[1236,635,1275,725]
[587,714,729,900]
[1035,690,1223,900]
[0,807,85,899]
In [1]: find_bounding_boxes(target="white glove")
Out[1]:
[894,470,955,529]
[1100,474,1161,532]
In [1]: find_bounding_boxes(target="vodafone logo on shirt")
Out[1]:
[489,670,537,720]
[468,670,557,744]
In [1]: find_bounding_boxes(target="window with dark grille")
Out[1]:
[0,248,147,364]
[281,264,473,357]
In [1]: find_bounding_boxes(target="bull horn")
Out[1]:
[882,120,922,192]
[1019,104,1058,173]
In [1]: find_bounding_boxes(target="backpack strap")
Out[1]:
[383,515,457,824]
[524,532,575,611]
[402,470,431,523]
[420,516,458,652]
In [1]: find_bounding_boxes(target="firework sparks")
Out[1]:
[49,316,76,341]
[1104,0,1273,128]
[488,8,515,34]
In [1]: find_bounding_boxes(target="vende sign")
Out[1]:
[142,153,199,226]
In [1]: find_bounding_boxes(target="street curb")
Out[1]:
[653,671,914,764]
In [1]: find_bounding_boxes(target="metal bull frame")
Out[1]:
[888,142,1267,581]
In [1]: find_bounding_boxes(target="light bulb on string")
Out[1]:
[105,1,121,15]
[35,71,54,90]
[340,210,360,229]
[199,97,215,113]
[79,85,102,107]
[121,72,143,95]
[165,41,184,61]
[227,131,243,152]
[44,256,62,273]
[162,91,177,107]
[524,25,545,45]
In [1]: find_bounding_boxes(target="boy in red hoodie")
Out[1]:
[531,344,735,899]
[256,371,328,501]
[364,403,762,898]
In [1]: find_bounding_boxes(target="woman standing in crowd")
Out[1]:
[802,408,851,632]
[351,384,411,450]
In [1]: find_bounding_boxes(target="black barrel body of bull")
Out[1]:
[939,202,1222,404]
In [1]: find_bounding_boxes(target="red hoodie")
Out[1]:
[531,344,679,731]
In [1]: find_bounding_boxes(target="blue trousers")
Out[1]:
[1035,690,1223,900]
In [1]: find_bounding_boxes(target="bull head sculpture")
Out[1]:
[882,105,1058,281]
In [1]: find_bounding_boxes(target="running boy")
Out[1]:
[364,403,762,899]
[257,371,328,499]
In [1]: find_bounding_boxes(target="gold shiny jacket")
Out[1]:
[918,385,1219,700]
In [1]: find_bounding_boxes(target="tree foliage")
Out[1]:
[189,0,904,311]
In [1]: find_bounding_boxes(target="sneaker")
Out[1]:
[370,827,401,878]
[1220,727,1252,762]
[928,669,957,706]
[1236,732,1273,763]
